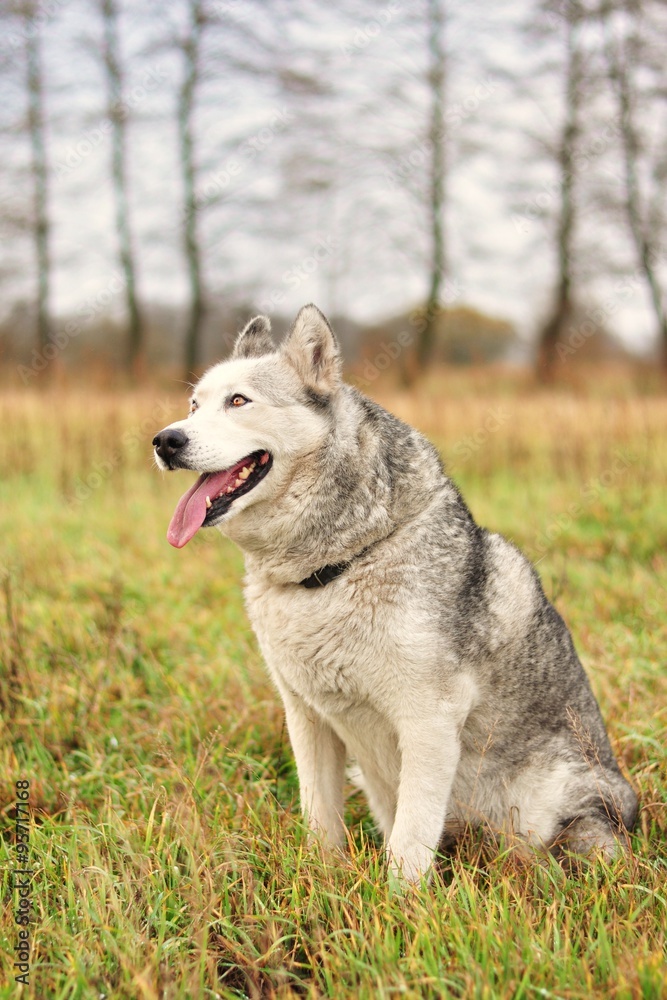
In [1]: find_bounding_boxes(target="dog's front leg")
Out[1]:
[280,687,346,847]
[387,707,462,884]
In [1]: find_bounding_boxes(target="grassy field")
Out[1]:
[0,374,666,998]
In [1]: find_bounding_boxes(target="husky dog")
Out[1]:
[153,305,637,882]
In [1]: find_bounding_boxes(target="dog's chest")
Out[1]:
[245,577,401,713]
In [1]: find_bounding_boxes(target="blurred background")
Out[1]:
[1,0,666,384]
[1,9,666,992]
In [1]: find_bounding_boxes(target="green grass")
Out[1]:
[0,381,665,998]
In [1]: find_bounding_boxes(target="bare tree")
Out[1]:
[176,0,206,376]
[272,0,455,374]
[24,2,52,354]
[419,0,448,368]
[100,0,144,373]
[355,0,452,372]
[170,0,294,373]
[3,0,662,376]
[601,0,667,370]
[533,0,587,379]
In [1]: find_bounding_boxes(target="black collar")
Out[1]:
[299,561,350,589]
[298,537,386,589]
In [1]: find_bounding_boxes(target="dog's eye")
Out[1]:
[189,399,198,416]
[229,393,250,408]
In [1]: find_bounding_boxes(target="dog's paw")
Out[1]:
[387,849,432,890]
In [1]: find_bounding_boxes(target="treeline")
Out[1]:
[1,0,666,380]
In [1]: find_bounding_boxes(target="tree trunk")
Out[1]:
[603,3,667,372]
[25,7,52,355]
[537,283,573,375]
[101,0,144,375]
[179,0,205,377]
[418,0,447,371]
[537,4,582,381]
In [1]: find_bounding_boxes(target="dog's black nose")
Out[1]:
[153,428,188,463]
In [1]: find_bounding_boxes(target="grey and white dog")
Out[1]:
[153,304,637,883]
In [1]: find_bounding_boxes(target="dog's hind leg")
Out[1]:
[504,756,637,861]
[554,814,625,859]
[552,786,638,860]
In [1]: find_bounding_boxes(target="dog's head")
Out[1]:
[153,304,341,548]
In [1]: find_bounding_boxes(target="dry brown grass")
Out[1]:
[0,372,665,998]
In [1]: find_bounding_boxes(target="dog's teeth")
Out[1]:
[238,467,251,480]
[225,485,234,494]
[234,477,243,488]
[205,495,212,509]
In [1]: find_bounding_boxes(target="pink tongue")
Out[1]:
[167,469,236,548]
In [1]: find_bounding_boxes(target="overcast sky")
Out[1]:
[1,0,662,356]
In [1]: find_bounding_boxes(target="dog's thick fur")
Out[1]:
[154,305,637,882]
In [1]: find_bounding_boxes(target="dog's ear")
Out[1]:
[281,304,341,394]
[231,315,275,359]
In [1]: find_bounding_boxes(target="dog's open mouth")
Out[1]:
[167,450,272,548]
